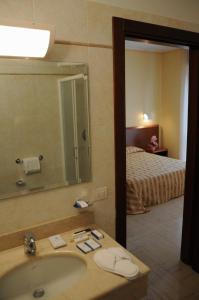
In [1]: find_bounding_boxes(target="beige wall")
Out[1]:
[125,50,162,127]
[0,40,115,237]
[125,49,188,158]
[161,49,188,159]
[0,0,198,237]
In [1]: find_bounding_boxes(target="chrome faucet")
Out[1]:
[24,232,36,255]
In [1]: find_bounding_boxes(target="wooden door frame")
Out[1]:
[113,17,199,266]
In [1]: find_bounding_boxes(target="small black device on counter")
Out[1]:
[76,242,92,254]
[85,239,101,250]
[73,228,91,235]
[91,230,104,240]
[76,238,101,253]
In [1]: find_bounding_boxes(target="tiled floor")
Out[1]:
[127,197,199,300]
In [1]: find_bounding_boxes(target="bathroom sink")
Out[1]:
[0,252,87,300]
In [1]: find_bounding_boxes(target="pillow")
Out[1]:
[126,146,144,154]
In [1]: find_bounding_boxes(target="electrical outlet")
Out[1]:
[95,186,108,201]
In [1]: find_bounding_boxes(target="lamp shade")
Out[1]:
[0,25,52,58]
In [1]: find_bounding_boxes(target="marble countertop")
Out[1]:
[0,226,150,300]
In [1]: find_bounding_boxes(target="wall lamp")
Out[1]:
[143,113,154,123]
[143,113,150,121]
[0,21,54,58]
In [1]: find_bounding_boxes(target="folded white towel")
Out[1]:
[23,157,40,175]
[93,247,139,280]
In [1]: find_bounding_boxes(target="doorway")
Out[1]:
[113,17,199,271]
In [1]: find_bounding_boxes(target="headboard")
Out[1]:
[126,125,159,149]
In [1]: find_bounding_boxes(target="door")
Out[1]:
[113,17,199,272]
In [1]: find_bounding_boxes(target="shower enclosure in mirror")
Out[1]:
[59,74,90,185]
[0,59,91,200]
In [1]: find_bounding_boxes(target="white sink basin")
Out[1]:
[0,253,87,300]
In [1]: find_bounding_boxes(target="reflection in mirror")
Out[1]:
[0,59,91,200]
[59,74,90,185]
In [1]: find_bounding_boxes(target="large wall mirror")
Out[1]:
[0,59,91,200]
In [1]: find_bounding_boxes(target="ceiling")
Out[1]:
[125,40,180,53]
[90,0,199,24]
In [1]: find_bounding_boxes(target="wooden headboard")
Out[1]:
[126,125,159,149]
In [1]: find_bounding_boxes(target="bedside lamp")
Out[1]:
[143,113,150,122]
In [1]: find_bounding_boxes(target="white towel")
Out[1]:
[23,157,41,175]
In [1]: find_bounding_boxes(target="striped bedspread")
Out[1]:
[126,149,185,214]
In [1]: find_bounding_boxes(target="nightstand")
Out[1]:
[152,148,168,157]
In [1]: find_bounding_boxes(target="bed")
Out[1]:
[126,126,185,214]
